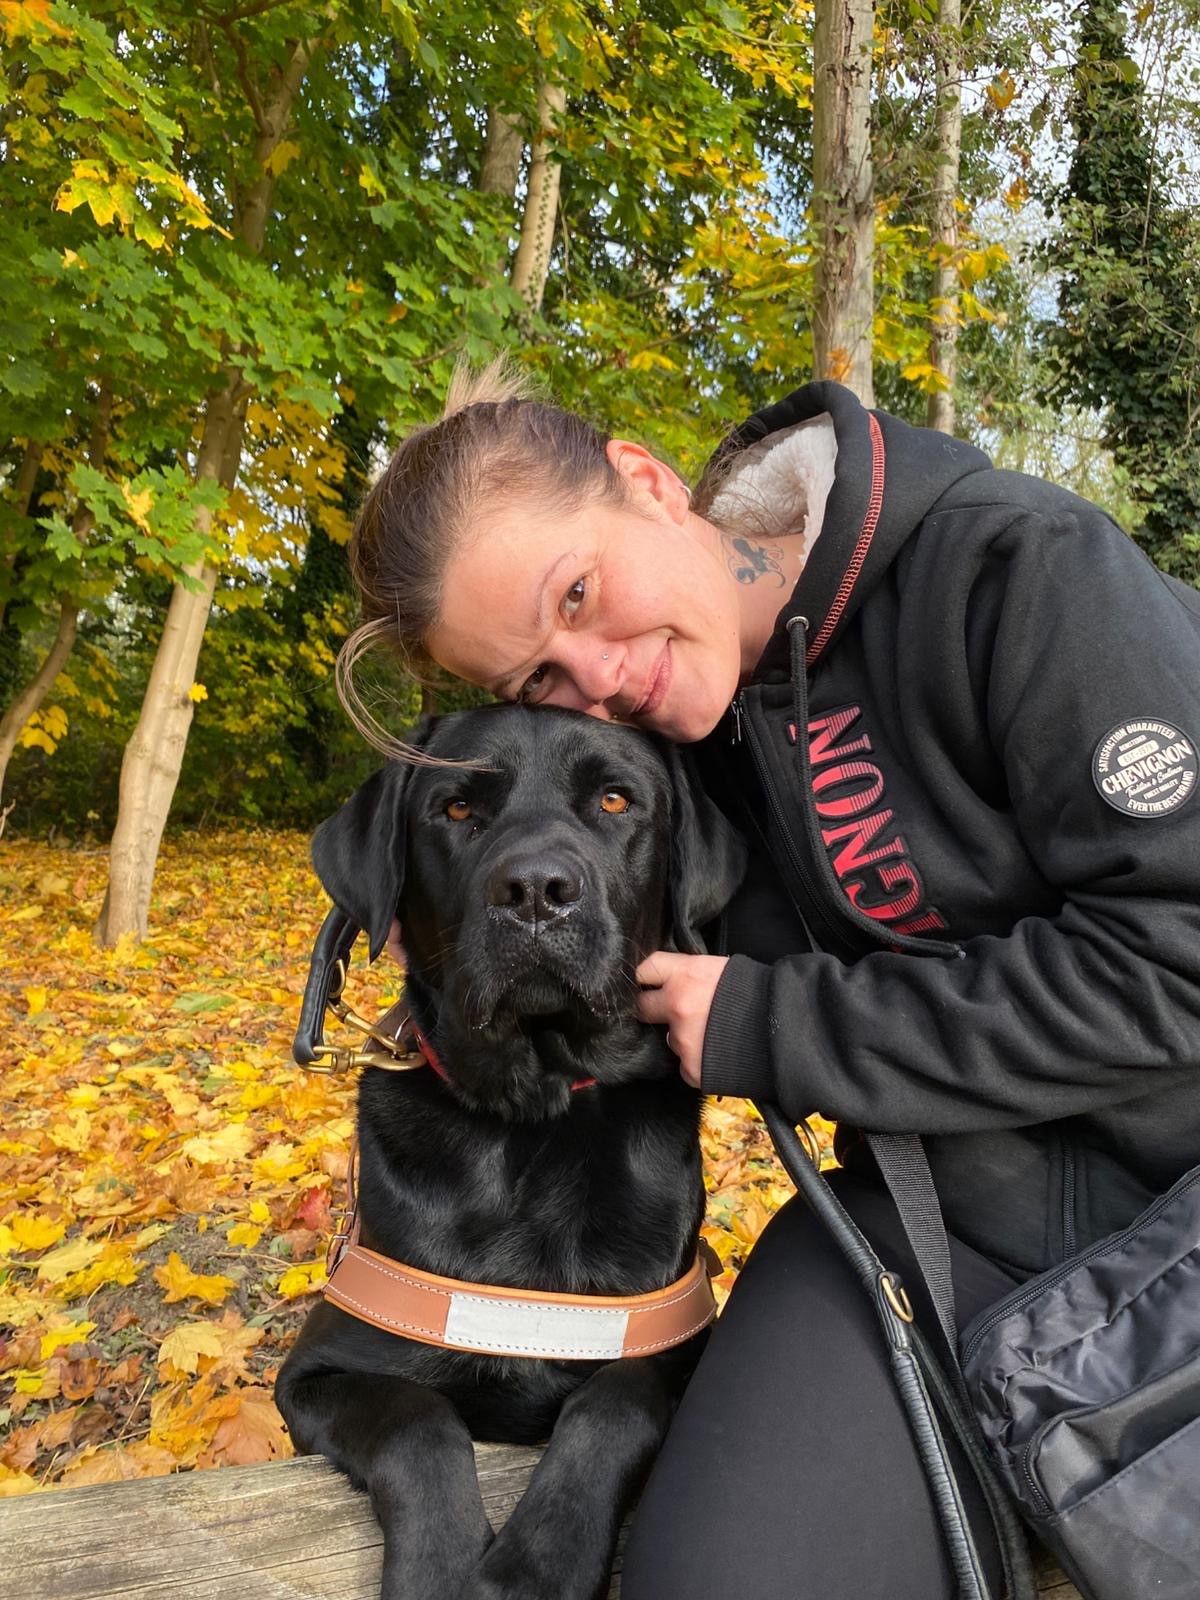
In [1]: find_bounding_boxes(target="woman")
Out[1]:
[339,363,1200,1598]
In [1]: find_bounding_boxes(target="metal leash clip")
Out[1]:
[293,907,424,1075]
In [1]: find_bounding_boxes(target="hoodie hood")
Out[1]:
[702,381,993,678]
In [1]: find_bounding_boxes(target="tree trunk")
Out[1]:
[812,0,875,405]
[0,440,42,632]
[0,385,111,800]
[479,108,523,198]
[0,600,78,801]
[95,38,315,947]
[925,0,962,433]
[510,80,566,317]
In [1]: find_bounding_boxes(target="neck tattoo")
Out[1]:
[720,531,787,589]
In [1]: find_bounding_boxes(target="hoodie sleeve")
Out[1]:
[700,505,1200,1134]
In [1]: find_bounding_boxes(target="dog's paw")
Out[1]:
[456,1540,606,1600]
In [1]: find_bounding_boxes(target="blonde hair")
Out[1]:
[337,358,628,763]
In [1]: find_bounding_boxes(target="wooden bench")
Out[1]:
[0,1446,1083,1598]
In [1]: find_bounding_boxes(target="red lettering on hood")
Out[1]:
[800,705,948,935]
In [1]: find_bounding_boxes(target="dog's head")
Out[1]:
[310,705,745,1119]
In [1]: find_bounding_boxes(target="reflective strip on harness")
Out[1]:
[443,1295,629,1359]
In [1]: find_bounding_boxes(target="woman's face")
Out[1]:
[424,442,747,743]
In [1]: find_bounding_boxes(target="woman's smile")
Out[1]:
[427,486,746,741]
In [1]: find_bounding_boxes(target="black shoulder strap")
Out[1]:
[868,1131,960,1372]
[758,1105,1037,1600]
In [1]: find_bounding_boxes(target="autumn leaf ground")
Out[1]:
[1,833,823,1497]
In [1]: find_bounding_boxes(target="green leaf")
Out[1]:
[171,994,234,1015]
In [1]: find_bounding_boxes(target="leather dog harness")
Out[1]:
[325,1236,718,1361]
[322,1031,718,1362]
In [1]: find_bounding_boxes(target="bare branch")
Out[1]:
[216,0,296,22]
[222,20,267,134]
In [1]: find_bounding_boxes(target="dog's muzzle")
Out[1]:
[486,849,585,928]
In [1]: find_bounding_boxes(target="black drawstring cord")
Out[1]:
[786,614,811,743]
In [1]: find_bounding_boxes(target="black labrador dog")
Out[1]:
[276,704,745,1600]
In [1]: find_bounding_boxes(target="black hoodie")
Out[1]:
[697,381,1200,1276]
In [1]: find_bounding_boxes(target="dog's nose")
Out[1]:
[486,856,584,924]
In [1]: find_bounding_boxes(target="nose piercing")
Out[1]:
[601,652,609,660]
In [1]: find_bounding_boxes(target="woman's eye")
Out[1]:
[600,790,631,815]
[518,664,549,703]
[445,798,472,821]
[563,578,587,617]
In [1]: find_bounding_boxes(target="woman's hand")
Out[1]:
[635,952,729,1088]
[386,919,406,968]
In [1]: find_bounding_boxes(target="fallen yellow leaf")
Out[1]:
[182,1123,255,1165]
[5,1213,66,1253]
[34,1236,105,1284]
[157,1322,226,1378]
[276,1260,326,1300]
[0,1465,40,1499]
[40,1320,96,1359]
[153,1251,236,1307]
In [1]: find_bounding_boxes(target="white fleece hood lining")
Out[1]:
[706,413,838,565]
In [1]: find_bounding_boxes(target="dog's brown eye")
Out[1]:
[446,799,472,821]
[600,791,630,815]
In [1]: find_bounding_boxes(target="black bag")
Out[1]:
[959,1162,1200,1600]
[763,1108,1200,1600]
[760,1105,1037,1600]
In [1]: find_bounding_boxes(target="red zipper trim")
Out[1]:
[805,411,885,667]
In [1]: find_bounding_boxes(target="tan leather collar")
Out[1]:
[323,1135,717,1360]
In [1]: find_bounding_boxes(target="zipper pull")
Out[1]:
[730,695,744,744]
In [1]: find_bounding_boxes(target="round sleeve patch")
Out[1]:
[1092,719,1197,818]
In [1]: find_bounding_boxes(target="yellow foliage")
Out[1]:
[181,1123,256,1166]
[0,835,800,1495]
[56,1442,178,1486]
[263,140,300,177]
[0,1288,50,1327]
[0,1466,40,1497]
[33,1235,106,1284]
[11,1369,49,1395]
[157,1321,226,1379]
[276,1260,327,1300]
[0,0,69,38]
[121,484,154,531]
[6,1211,64,1251]
[17,705,68,755]
[56,1243,142,1300]
[23,986,49,1019]
[1003,177,1030,212]
[986,71,1017,111]
[153,1251,236,1307]
[40,1321,96,1359]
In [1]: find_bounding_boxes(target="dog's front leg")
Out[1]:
[279,1370,493,1600]
[458,1357,674,1600]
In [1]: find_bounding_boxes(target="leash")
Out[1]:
[294,906,596,1089]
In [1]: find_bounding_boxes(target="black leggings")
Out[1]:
[621,1174,1026,1600]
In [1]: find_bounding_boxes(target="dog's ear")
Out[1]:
[664,744,747,954]
[311,764,412,961]
[311,718,435,959]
